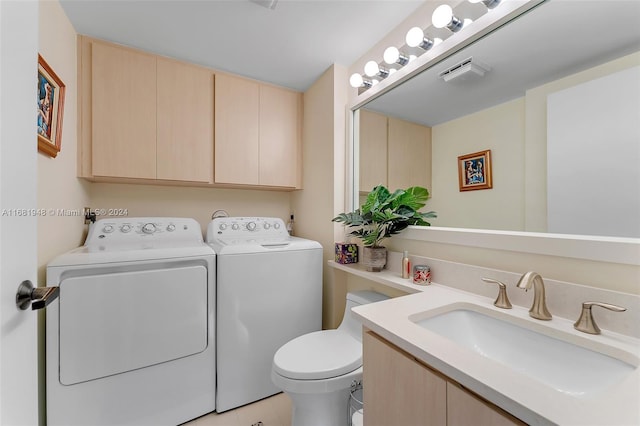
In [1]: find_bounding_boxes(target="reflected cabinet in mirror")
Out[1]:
[354,0,640,238]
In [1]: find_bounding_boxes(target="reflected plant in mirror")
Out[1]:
[333,186,436,271]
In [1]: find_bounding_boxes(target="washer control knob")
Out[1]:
[142,223,156,234]
[247,222,257,231]
[166,224,176,232]
[120,224,132,233]
[274,222,281,230]
[219,223,227,231]
[231,223,240,231]
[263,222,271,230]
[103,225,114,233]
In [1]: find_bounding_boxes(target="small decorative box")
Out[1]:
[335,243,358,264]
[413,265,431,285]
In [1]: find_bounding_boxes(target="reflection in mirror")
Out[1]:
[355,0,640,238]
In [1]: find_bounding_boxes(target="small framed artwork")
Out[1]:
[37,54,66,158]
[458,149,492,191]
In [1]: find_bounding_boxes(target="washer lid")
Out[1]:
[273,330,362,380]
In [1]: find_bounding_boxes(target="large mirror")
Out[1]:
[354,0,640,239]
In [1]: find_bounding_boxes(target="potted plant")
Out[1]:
[332,185,436,272]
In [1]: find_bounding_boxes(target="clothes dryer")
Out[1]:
[46,217,215,426]
[207,217,322,412]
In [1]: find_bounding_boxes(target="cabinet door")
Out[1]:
[387,117,431,191]
[359,109,388,193]
[156,59,213,183]
[259,85,301,188]
[447,382,525,426]
[214,73,259,185]
[363,331,446,426]
[91,42,157,179]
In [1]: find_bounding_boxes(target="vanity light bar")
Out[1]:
[351,0,501,92]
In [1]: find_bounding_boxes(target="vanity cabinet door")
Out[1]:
[447,382,525,426]
[91,42,157,179]
[359,109,388,193]
[156,58,213,183]
[363,331,447,426]
[387,117,431,191]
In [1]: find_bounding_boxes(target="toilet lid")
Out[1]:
[273,330,362,380]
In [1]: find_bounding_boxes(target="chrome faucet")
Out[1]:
[516,271,552,320]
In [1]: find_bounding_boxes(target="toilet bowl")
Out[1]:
[271,290,389,426]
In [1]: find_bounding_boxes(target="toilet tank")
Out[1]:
[338,290,389,341]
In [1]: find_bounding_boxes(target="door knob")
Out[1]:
[16,280,59,310]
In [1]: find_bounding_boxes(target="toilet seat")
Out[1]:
[273,330,361,380]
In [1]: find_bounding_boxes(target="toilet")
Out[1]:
[271,290,389,426]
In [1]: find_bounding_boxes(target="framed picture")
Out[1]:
[458,149,492,191]
[37,54,66,158]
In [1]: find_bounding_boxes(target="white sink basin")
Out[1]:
[413,308,637,397]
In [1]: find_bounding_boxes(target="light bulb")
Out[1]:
[468,0,482,3]
[405,27,424,48]
[383,46,400,65]
[432,4,454,28]
[383,46,409,66]
[406,26,434,51]
[349,73,364,88]
[364,61,380,77]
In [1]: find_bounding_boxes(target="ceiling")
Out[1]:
[364,0,640,126]
[59,0,425,92]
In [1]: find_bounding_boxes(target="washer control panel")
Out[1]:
[86,217,203,246]
[207,217,289,243]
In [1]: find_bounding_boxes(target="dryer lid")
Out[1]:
[273,330,362,380]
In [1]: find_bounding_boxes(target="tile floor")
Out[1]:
[183,393,292,426]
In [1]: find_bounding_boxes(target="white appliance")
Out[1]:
[46,217,216,426]
[207,216,322,412]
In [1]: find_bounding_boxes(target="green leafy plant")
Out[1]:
[333,185,437,248]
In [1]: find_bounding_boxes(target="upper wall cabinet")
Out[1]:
[80,37,214,183]
[79,37,301,190]
[90,42,158,179]
[156,58,214,183]
[359,109,432,193]
[214,73,302,189]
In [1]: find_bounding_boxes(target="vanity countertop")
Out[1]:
[351,283,640,426]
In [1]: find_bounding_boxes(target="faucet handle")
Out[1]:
[481,278,512,309]
[573,301,627,335]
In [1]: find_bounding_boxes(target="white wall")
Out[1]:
[430,98,525,230]
[37,0,90,283]
[88,183,291,236]
[524,51,640,232]
[547,66,640,238]
[292,64,348,329]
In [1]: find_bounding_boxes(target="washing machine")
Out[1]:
[46,217,216,426]
[207,216,322,412]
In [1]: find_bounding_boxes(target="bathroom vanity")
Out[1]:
[330,253,640,426]
[363,330,523,426]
